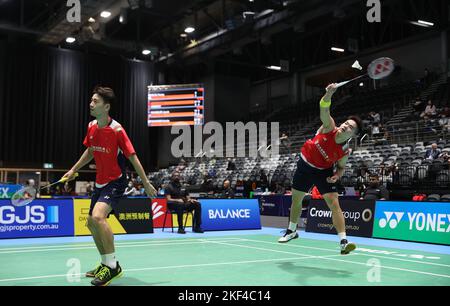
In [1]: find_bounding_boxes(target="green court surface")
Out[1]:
[0,235,449,286]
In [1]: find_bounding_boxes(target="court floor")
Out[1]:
[0,228,449,286]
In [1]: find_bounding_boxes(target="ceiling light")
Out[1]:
[66,37,76,43]
[266,65,281,71]
[142,49,151,55]
[331,47,345,52]
[184,27,195,33]
[418,20,434,27]
[88,17,95,23]
[180,33,187,38]
[100,11,111,18]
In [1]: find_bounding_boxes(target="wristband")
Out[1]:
[320,98,331,108]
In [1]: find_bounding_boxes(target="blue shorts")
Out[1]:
[89,175,127,217]
[292,158,338,195]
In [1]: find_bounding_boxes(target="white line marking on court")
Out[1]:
[0,253,348,283]
[0,238,247,255]
[240,238,450,268]
[0,237,244,252]
[213,239,450,279]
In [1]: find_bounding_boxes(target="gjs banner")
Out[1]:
[373,201,450,245]
[199,199,261,231]
[0,199,74,238]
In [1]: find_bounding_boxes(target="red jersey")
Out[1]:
[83,118,136,187]
[301,128,348,169]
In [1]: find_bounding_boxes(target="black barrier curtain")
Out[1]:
[0,41,157,170]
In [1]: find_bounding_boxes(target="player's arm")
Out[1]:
[128,154,157,197]
[335,155,349,178]
[62,148,93,179]
[319,84,337,133]
[166,194,184,203]
[326,155,348,184]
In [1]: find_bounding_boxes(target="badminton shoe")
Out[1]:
[91,262,123,286]
[340,239,356,255]
[85,263,105,278]
[278,229,299,243]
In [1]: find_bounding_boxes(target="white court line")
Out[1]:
[208,239,450,279]
[0,238,247,255]
[240,238,450,268]
[0,253,348,283]
[0,237,244,252]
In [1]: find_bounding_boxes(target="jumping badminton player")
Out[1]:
[62,86,157,286]
[279,83,362,255]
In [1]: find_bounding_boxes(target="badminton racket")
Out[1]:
[11,173,79,207]
[336,57,395,88]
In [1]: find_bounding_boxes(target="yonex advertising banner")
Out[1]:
[199,199,261,231]
[0,184,22,199]
[305,199,375,237]
[373,201,450,245]
[0,199,74,238]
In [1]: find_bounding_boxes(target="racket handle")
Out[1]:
[60,172,79,183]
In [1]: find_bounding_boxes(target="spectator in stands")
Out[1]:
[360,174,389,200]
[423,115,437,133]
[62,182,74,196]
[227,158,236,171]
[412,98,425,118]
[85,183,93,196]
[124,181,137,196]
[165,172,203,234]
[273,182,285,195]
[421,100,437,118]
[201,171,214,194]
[280,133,292,153]
[221,179,235,199]
[438,114,448,134]
[370,111,381,124]
[425,143,441,160]
[260,170,268,189]
[441,106,450,117]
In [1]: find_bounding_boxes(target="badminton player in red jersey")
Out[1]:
[279,83,362,255]
[62,86,157,286]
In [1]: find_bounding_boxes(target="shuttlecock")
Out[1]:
[352,60,362,70]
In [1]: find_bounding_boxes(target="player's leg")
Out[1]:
[322,192,356,255]
[85,188,106,277]
[85,216,106,277]
[90,201,123,286]
[278,188,307,243]
[279,158,313,243]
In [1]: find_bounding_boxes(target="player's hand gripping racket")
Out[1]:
[11,173,79,207]
[336,57,395,88]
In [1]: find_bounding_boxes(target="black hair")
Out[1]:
[347,115,363,135]
[92,85,116,108]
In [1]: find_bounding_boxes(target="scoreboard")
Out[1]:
[147,83,204,127]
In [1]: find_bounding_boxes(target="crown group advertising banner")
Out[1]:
[373,201,450,245]
[199,199,261,231]
[0,199,74,238]
[305,199,375,237]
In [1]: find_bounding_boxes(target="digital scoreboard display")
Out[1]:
[147,83,204,127]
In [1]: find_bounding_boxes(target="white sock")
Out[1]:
[338,232,347,241]
[101,255,107,265]
[104,253,117,269]
[288,222,297,232]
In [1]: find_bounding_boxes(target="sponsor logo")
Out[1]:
[378,211,404,229]
[0,205,59,224]
[309,207,372,222]
[208,209,251,219]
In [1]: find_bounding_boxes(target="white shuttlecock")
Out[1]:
[352,60,362,70]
